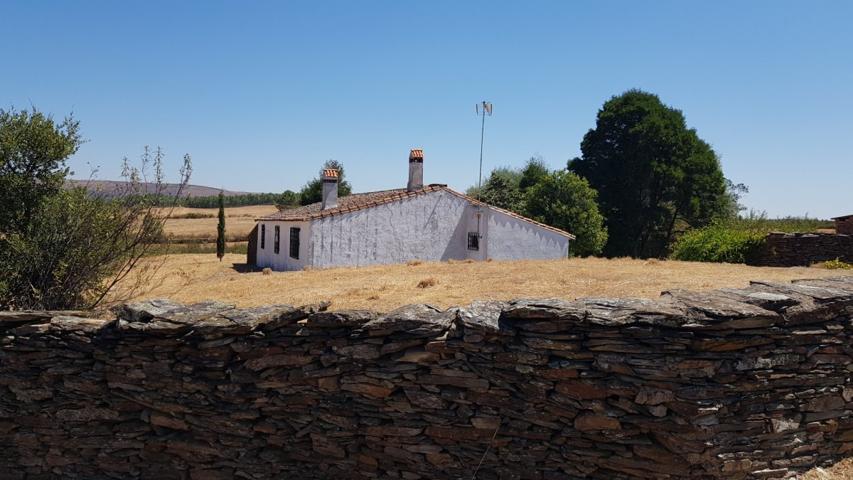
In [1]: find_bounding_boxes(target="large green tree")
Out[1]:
[467,157,550,213]
[299,159,352,205]
[469,166,523,211]
[518,155,549,192]
[569,90,727,258]
[525,171,608,256]
[276,189,299,208]
[0,108,82,233]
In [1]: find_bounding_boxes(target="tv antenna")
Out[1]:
[475,101,493,201]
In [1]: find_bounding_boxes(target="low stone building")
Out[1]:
[834,214,853,235]
[252,149,574,271]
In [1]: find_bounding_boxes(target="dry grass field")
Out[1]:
[803,458,852,480]
[159,205,277,242]
[109,253,850,311]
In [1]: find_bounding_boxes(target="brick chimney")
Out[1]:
[407,148,424,192]
[321,168,339,210]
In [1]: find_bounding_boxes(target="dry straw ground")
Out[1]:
[159,205,277,242]
[111,253,850,312]
[802,458,852,480]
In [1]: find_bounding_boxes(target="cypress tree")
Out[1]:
[216,190,226,261]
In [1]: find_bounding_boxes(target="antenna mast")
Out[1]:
[475,101,493,201]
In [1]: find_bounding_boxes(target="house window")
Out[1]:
[290,227,300,259]
[260,224,266,249]
[274,226,280,254]
[467,232,479,251]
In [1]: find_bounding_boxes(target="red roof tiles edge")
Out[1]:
[256,185,575,239]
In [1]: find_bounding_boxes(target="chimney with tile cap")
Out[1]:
[407,148,424,192]
[321,168,339,210]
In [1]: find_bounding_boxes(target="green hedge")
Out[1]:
[670,223,766,263]
[670,214,832,264]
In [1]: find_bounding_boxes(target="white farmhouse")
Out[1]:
[251,149,573,271]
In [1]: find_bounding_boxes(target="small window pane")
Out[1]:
[467,232,479,251]
[274,226,280,254]
[290,227,300,259]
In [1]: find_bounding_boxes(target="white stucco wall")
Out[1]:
[309,190,472,268]
[255,220,311,271]
[302,190,570,269]
[483,208,570,260]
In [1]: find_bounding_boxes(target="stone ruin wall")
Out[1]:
[835,217,853,236]
[749,232,853,267]
[1,277,852,479]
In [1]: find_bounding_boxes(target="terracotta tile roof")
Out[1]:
[257,185,575,239]
[409,149,424,161]
[322,169,339,178]
[258,185,444,222]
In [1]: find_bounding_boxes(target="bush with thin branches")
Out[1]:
[0,116,192,310]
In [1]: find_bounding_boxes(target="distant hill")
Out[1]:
[66,179,254,198]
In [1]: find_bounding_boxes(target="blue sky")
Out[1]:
[2,1,851,218]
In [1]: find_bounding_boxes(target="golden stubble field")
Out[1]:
[159,205,277,242]
[110,253,850,312]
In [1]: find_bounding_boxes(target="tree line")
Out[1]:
[0,90,750,310]
[468,89,745,259]
[136,159,353,209]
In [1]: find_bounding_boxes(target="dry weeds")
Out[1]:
[416,277,438,289]
[802,458,852,480]
[108,254,851,312]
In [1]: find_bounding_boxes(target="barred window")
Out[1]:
[260,224,266,249]
[274,226,280,254]
[467,232,479,251]
[290,227,300,259]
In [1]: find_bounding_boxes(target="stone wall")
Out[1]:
[749,232,853,267]
[836,217,853,236]
[1,277,852,479]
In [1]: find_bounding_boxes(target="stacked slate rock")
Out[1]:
[0,277,851,479]
[749,232,853,267]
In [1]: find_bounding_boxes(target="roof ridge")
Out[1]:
[257,185,576,240]
[257,186,439,221]
[438,187,575,239]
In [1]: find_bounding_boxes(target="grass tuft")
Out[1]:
[820,258,852,270]
[416,277,438,289]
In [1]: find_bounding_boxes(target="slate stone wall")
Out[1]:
[836,217,853,236]
[1,277,852,479]
[749,232,853,267]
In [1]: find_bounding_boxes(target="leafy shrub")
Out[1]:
[671,212,833,264]
[821,258,852,270]
[670,222,765,263]
[0,188,166,308]
[0,119,192,310]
